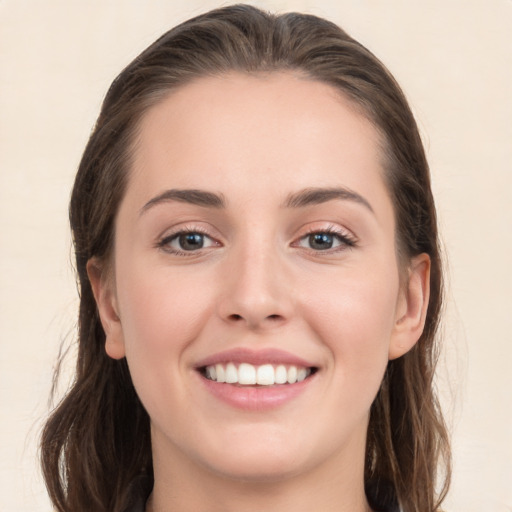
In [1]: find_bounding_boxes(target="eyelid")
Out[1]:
[292,223,358,252]
[156,224,222,255]
[154,221,357,256]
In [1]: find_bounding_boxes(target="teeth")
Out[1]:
[215,364,225,383]
[275,365,287,384]
[297,368,308,382]
[206,365,217,381]
[204,363,312,385]
[256,364,274,385]
[225,362,237,383]
[239,363,256,385]
[287,365,297,384]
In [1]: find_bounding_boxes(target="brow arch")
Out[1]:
[140,189,225,215]
[284,187,373,213]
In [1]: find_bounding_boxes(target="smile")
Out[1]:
[195,348,319,409]
[202,363,314,386]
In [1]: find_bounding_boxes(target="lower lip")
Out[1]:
[198,373,315,411]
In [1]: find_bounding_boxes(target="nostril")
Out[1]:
[224,312,285,326]
[226,313,282,323]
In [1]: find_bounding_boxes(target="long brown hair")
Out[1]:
[41,5,450,511]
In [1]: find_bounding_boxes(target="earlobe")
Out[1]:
[389,253,431,360]
[87,258,126,360]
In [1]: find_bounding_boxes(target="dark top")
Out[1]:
[122,476,400,512]
[123,476,153,512]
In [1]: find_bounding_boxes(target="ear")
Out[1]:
[87,257,126,360]
[389,253,431,360]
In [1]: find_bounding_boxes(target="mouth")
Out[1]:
[199,362,318,386]
[194,348,319,409]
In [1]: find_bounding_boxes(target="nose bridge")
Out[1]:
[218,228,291,328]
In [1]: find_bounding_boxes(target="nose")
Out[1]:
[216,243,293,330]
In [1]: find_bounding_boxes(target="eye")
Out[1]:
[296,229,356,252]
[159,230,218,254]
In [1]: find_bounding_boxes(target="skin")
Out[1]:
[89,72,430,512]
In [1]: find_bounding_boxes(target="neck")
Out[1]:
[147,476,372,512]
[147,435,372,512]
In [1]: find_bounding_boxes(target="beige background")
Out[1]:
[1,1,511,511]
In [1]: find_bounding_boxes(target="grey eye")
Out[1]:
[164,232,216,252]
[178,233,205,250]
[307,233,335,250]
[298,232,345,251]
[295,229,356,252]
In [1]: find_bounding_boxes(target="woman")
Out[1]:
[41,4,451,512]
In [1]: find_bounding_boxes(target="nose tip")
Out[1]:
[221,297,290,330]
[217,252,293,330]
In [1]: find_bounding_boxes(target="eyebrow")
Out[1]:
[139,186,373,215]
[140,189,225,215]
[284,187,374,213]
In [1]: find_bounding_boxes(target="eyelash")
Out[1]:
[156,224,357,256]
[295,225,357,253]
[157,227,218,256]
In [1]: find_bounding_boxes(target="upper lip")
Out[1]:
[194,348,317,369]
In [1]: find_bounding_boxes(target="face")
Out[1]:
[90,72,429,485]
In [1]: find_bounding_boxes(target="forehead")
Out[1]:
[128,72,390,213]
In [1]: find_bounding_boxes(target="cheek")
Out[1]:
[113,263,217,422]
[300,265,399,385]
[115,262,215,362]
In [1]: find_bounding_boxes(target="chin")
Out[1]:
[206,456,305,484]
[197,432,318,484]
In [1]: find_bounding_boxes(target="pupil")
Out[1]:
[179,233,204,250]
[309,233,333,250]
